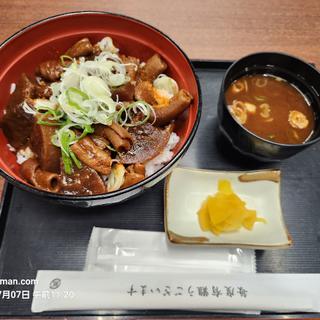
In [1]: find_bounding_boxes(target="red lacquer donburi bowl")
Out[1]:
[0,11,201,207]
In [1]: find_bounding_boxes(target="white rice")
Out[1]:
[145,132,180,177]
[16,147,35,164]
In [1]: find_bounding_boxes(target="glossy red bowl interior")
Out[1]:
[0,11,200,201]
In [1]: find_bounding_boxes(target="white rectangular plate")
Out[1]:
[165,167,291,249]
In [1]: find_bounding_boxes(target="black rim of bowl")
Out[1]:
[0,10,202,201]
[222,51,320,147]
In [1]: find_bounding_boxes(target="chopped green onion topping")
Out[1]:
[77,124,94,140]
[61,150,73,175]
[117,101,156,127]
[36,109,66,126]
[106,145,117,152]
[60,55,73,67]
[50,123,94,174]
[69,150,82,169]
[59,128,79,174]
[66,87,89,112]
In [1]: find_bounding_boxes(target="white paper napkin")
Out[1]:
[84,227,256,274]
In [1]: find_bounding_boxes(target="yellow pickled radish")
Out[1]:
[198,201,211,231]
[218,179,233,194]
[197,179,266,236]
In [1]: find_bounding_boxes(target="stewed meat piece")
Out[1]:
[1,74,36,148]
[118,123,171,164]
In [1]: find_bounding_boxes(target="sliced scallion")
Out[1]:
[66,87,89,112]
[60,55,73,67]
[119,101,155,127]
[106,145,117,152]
[69,150,82,169]
[61,150,72,174]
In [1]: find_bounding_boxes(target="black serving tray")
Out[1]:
[0,60,320,317]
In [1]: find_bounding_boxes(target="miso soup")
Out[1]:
[225,74,315,144]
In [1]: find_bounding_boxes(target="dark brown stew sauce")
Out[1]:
[225,74,315,144]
